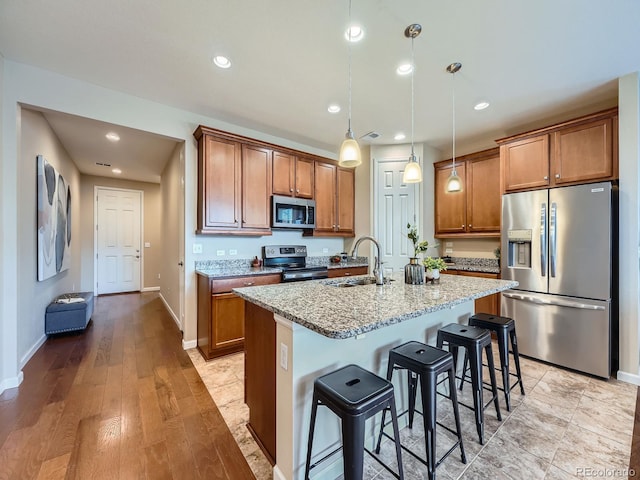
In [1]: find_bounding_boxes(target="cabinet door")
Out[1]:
[467,154,501,233]
[241,145,272,230]
[295,157,315,198]
[552,118,613,185]
[501,135,550,191]
[211,292,245,351]
[314,162,337,232]
[435,163,467,234]
[272,151,294,196]
[459,271,500,316]
[336,167,355,235]
[202,136,241,229]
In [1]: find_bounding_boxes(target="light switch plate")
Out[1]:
[229,249,237,255]
[216,250,225,256]
[144,242,151,248]
[445,248,453,254]
[322,248,329,253]
[192,243,203,254]
[280,343,288,370]
[445,242,453,247]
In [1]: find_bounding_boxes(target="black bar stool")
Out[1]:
[461,313,525,411]
[436,323,502,444]
[375,341,466,480]
[304,364,404,480]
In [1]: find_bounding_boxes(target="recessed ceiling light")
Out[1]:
[394,133,406,141]
[345,25,364,42]
[213,55,231,69]
[112,168,122,174]
[328,104,341,113]
[474,101,490,111]
[396,63,413,75]
[105,132,120,142]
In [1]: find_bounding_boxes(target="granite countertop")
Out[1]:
[444,257,501,275]
[195,256,369,279]
[233,273,517,339]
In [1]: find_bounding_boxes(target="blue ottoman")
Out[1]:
[45,292,94,334]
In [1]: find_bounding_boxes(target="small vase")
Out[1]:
[404,257,424,284]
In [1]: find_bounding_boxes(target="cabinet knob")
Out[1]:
[555,173,560,179]
[290,188,293,192]
[337,224,340,229]
[296,189,299,193]
[543,176,549,181]
[468,224,472,228]
[462,225,465,228]
[344,273,351,276]
[332,224,336,228]
[244,282,255,286]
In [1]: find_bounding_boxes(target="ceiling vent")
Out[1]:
[360,131,381,140]
[95,162,112,167]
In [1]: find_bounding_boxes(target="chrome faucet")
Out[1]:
[351,236,384,285]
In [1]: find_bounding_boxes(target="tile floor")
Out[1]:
[188,347,636,480]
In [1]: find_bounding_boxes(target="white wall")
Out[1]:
[617,72,640,383]
[0,60,345,391]
[17,109,83,367]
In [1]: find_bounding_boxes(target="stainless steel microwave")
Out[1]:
[271,195,316,229]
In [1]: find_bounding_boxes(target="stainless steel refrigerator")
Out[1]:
[501,181,617,378]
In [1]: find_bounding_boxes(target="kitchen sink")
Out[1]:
[323,277,378,288]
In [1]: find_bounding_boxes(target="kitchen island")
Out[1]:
[233,273,517,480]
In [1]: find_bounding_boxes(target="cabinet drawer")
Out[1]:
[211,273,281,293]
[328,266,368,278]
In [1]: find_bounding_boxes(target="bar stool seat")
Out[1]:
[304,364,404,480]
[437,323,502,444]
[462,313,525,411]
[376,341,466,480]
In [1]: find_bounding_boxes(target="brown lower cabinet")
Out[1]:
[327,266,368,278]
[197,273,281,360]
[442,270,501,316]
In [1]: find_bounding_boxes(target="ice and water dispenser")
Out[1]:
[506,229,532,269]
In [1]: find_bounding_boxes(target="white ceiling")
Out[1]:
[1,0,639,183]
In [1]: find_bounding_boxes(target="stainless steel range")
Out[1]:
[262,245,328,282]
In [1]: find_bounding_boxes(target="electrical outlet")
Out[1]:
[216,250,225,256]
[355,333,366,340]
[229,249,237,255]
[192,243,203,254]
[322,248,329,253]
[157,273,161,279]
[280,343,288,371]
[445,248,453,254]
[445,242,453,247]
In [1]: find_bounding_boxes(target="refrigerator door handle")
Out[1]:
[502,292,606,310]
[550,202,557,278]
[540,203,547,277]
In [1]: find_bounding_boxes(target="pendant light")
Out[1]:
[338,0,362,168]
[402,24,422,184]
[446,62,462,192]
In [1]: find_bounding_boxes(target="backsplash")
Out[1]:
[195,255,369,270]
[450,257,499,268]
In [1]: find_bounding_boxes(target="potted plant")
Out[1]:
[405,223,429,284]
[423,256,447,280]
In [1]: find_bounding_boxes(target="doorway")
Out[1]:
[94,187,143,294]
[374,158,420,272]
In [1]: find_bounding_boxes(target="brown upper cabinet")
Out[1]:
[272,152,314,198]
[194,126,271,235]
[434,148,501,238]
[310,161,355,237]
[497,108,618,193]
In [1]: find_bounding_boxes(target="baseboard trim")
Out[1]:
[182,339,197,349]
[158,292,181,331]
[141,286,160,292]
[20,334,47,369]
[617,370,640,386]
[0,371,24,395]
[273,465,286,480]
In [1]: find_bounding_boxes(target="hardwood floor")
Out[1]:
[0,293,254,480]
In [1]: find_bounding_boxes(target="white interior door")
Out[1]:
[375,159,417,272]
[96,188,142,294]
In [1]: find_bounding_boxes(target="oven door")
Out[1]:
[281,268,328,282]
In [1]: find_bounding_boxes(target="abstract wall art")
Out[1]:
[37,155,71,281]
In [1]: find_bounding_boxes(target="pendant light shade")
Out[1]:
[402,24,422,184]
[338,0,362,168]
[446,62,462,192]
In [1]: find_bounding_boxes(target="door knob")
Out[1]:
[178,261,184,267]
[135,255,140,259]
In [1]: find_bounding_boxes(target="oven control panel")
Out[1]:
[263,245,307,258]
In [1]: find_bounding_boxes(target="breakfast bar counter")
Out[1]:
[233,273,517,480]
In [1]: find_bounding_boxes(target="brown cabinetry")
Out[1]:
[197,273,281,360]
[195,126,272,235]
[498,108,618,193]
[310,161,355,236]
[327,266,368,278]
[272,153,314,198]
[434,148,500,238]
